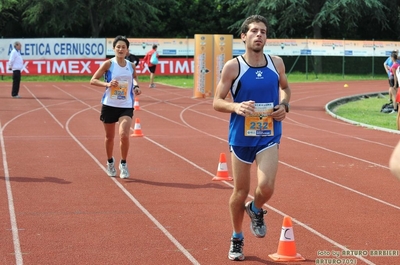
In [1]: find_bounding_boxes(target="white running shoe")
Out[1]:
[228,238,244,261]
[119,162,130,179]
[106,157,117,177]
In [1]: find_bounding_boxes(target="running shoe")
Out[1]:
[106,157,117,177]
[228,238,244,261]
[119,162,130,179]
[245,201,267,238]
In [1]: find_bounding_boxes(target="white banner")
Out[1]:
[0,38,106,60]
[1,38,399,60]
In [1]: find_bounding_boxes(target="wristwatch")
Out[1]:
[279,102,290,113]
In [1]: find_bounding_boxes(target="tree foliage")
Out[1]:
[220,0,392,39]
[0,0,400,40]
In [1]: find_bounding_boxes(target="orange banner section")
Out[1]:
[213,35,233,96]
[193,34,214,98]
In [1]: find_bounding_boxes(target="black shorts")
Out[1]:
[100,105,134,123]
[389,77,399,87]
[149,65,157,73]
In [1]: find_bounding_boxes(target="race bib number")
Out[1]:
[244,102,274,136]
[110,80,128,100]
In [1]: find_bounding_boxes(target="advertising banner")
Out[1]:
[106,38,194,57]
[0,39,105,60]
[0,58,194,75]
[213,34,232,96]
[193,34,214,98]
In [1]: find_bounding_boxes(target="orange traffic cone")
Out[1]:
[269,216,305,262]
[134,97,140,110]
[131,118,144,137]
[212,153,233,181]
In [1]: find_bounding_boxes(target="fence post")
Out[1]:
[372,39,375,78]
[342,38,345,78]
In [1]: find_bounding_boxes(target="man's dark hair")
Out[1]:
[240,15,268,35]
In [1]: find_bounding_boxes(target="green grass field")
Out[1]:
[333,95,397,130]
[1,73,395,130]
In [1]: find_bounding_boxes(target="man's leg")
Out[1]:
[230,154,252,234]
[254,144,279,208]
[12,70,21,96]
[228,153,251,261]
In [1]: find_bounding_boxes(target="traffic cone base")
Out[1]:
[268,252,305,262]
[212,153,233,181]
[268,216,305,262]
[131,118,144,137]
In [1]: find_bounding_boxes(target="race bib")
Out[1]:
[244,102,274,136]
[109,80,128,100]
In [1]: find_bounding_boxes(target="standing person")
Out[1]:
[8,41,24,98]
[389,52,399,112]
[125,49,140,67]
[213,15,291,261]
[395,67,400,129]
[142,44,159,88]
[384,50,399,106]
[90,35,141,179]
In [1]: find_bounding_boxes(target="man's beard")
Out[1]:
[250,46,264,53]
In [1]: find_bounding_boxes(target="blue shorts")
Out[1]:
[230,142,278,164]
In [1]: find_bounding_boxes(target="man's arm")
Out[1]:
[213,59,240,114]
[271,56,291,120]
[8,50,16,70]
[384,58,390,75]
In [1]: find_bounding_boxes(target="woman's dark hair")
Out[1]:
[113,35,129,48]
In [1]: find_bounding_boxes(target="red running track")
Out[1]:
[0,80,399,265]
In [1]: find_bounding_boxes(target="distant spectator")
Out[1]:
[142,44,159,88]
[8,41,24,98]
[125,49,140,66]
[384,50,400,105]
[396,67,400,128]
[389,140,400,179]
[389,52,399,112]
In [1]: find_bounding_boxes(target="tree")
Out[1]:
[220,0,390,39]
[18,0,168,37]
[220,0,392,73]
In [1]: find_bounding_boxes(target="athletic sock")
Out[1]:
[108,158,113,163]
[232,231,243,240]
[251,202,261,214]
[121,160,126,164]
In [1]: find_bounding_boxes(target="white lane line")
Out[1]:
[0,122,23,265]
[65,107,200,265]
[23,85,64,129]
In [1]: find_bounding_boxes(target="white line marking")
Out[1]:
[65,107,201,265]
[0,122,23,265]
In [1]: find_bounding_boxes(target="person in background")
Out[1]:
[90,35,141,179]
[389,140,400,179]
[395,66,400,129]
[142,44,159,88]
[213,15,291,261]
[8,41,24,98]
[125,49,140,67]
[389,52,399,112]
[384,50,400,106]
